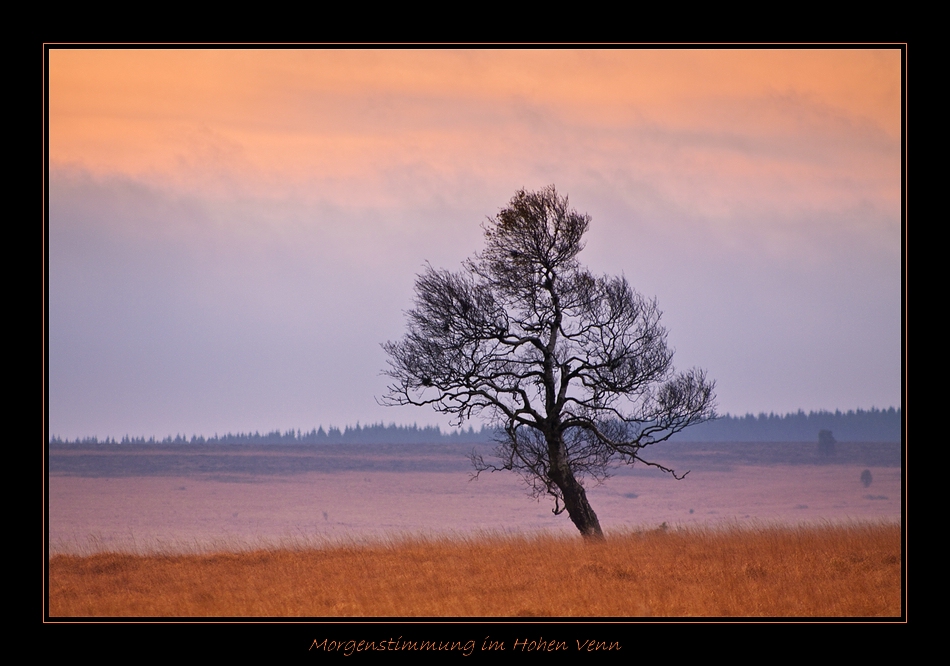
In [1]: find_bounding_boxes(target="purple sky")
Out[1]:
[47,49,903,439]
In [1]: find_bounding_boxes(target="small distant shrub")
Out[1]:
[860,469,873,488]
[818,430,836,457]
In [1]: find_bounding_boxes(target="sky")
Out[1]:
[47,48,904,440]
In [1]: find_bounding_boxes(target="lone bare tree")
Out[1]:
[381,186,716,538]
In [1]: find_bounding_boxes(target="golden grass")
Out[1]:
[48,523,901,617]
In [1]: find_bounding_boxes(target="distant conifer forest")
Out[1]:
[49,407,902,446]
[668,407,902,443]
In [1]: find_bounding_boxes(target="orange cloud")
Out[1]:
[48,48,901,216]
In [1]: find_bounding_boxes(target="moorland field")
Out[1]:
[49,523,900,617]
[47,440,902,617]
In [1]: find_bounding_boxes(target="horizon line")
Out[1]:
[48,406,903,442]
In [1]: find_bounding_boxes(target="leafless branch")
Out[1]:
[381,186,716,538]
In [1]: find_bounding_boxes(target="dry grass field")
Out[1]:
[48,522,901,617]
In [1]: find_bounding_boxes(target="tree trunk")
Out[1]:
[547,435,604,539]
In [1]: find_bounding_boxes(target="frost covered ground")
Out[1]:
[48,441,901,554]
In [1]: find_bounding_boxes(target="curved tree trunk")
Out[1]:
[547,435,604,539]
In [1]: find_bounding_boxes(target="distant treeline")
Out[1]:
[50,407,902,446]
[668,407,902,443]
[48,422,492,447]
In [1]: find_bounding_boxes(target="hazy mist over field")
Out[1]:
[47,49,903,440]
